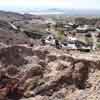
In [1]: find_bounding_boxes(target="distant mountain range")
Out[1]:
[0,8,100,16]
[28,8,100,16]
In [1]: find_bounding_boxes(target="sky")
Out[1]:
[0,0,100,12]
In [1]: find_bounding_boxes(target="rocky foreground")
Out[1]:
[0,44,100,100]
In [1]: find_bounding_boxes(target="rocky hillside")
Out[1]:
[0,45,100,100]
[0,11,100,100]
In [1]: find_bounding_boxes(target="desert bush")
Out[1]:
[56,30,64,41]
[96,42,100,49]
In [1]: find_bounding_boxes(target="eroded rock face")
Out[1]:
[0,45,33,66]
[0,45,100,100]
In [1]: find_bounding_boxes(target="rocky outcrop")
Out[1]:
[0,45,100,100]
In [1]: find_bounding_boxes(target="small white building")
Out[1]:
[76,25,96,33]
[76,25,89,32]
[67,36,77,41]
[45,35,55,45]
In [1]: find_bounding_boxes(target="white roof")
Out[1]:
[64,25,71,28]
[96,28,100,32]
[68,22,75,26]
[67,36,77,41]
[76,25,88,30]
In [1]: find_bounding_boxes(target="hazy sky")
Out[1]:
[0,0,100,12]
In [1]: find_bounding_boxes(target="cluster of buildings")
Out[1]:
[42,20,100,51]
